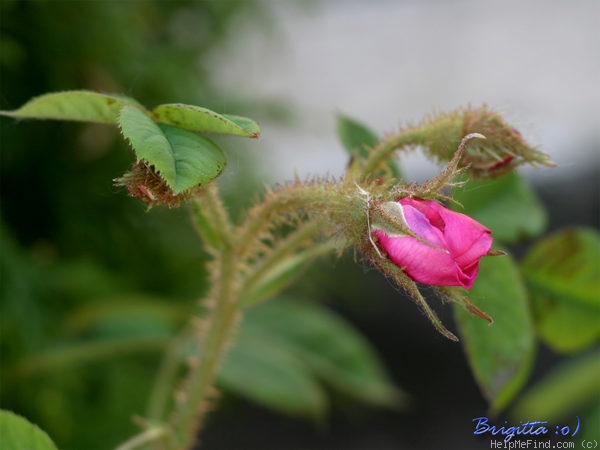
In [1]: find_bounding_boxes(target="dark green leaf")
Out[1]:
[521,228,600,353]
[12,336,167,379]
[0,410,58,450]
[240,243,334,309]
[337,113,379,159]
[218,331,327,419]
[242,298,405,409]
[511,349,600,422]
[0,90,142,124]
[152,103,260,138]
[336,113,402,178]
[63,295,184,337]
[119,105,226,193]
[454,252,535,413]
[579,401,600,446]
[452,172,547,243]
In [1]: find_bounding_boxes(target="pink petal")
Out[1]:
[400,198,446,230]
[436,207,493,267]
[374,197,493,289]
[372,229,467,286]
[400,203,447,249]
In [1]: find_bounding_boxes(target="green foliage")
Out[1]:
[336,113,380,161]
[1,3,594,446]
[218,327,328,419]
[521,228,600,353]
[219,298,404,418]
[1,3,269,447]
[579,401,600,445]
[1,91,259,196]
[152,103,260,138]
[0,90,141,123]
[451,171,547,243]
[0,410,58,450]
[454,252,536,413]
[336,113,402,178]
[0,249,184,449]
[119,105,227,193]
[510,349,600,422]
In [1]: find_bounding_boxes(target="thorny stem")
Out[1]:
[169,250,241,449]
[235,179,358,261]
[190,183,234,251]
[238,219,330,307]
[152,182,345,449]
[357,128,423,177]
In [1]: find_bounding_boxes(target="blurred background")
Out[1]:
[1,1,598,449]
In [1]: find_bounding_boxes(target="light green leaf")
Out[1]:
[452,171,547,243]
[242,298,405,409]
[0,90,143,124]
[218,331,327,419]
[152,103,260,138]
[454,252,535,413]
[119,105,226,193]
[0,410,58,450]
[521,228,600,353]
[511,349,600,422]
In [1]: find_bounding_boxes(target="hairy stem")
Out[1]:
[146,153,401,448]
[357,128,424,177]
[238,219,324,306]
[236,179,358,261]
[190,183,234,251]
[169,251,241,449]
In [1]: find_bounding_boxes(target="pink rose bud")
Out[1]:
[372,198,493,289]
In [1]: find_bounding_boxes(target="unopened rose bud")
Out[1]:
[371,197,493,289]
[409,106,554,178]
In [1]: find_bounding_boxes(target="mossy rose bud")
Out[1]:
[406,106,554,178]
[371,198,492,289]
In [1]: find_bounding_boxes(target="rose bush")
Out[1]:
[372,198,493,289]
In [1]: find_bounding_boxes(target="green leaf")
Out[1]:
[152,103,260,138]
[218,331,327,419]
[0,90,143,124]
[579,400,600,446]
[521,228,600,353]
[119,105,226,193]
[452,171,547,243]
[240,243,334,309]
[454,252,536,413]
[11,336,167,380]
[242,298,405,409]
[337,113,379,159]
[0,410,58,450]
[510,349,600,422]
[336,113,401,178]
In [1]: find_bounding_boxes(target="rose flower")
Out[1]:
[372,198,493,289]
